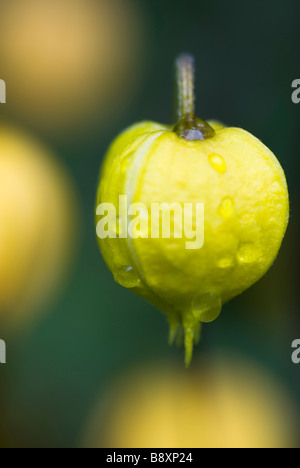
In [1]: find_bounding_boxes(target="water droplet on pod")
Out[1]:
[114,266,141,288]
[218,197,235,219]
[237,243,260,264]
[208,153,227,173]
[192,294,222,323]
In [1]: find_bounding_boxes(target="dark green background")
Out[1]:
[1,0,300,447]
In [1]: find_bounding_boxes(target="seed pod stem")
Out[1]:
[174,53,215,141]
[176,54,195,120]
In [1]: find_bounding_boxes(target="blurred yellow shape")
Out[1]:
[0,0,143,135]
[0,123,78,327]
[83,356,297,448]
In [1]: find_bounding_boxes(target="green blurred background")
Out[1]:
[0,0,300,448]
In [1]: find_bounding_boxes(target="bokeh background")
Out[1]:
[0,0,300,448]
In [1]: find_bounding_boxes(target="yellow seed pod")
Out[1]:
[0,123,78,327]
[96,55,289,365]
[83,357,297,448]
